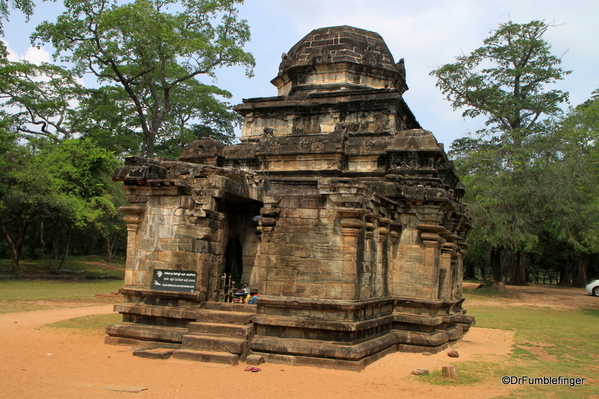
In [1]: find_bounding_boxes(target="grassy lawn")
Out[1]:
[0,256,124,314]
[0,279,123,313]
[420,288,599,398]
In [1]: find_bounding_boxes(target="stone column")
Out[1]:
[120,202,147,286]
[443,234,461,300]
[340,211,365,300]
[439,241,457,300]
[319,180,368,300]
[417,224,447,300]
[377,217,391,298]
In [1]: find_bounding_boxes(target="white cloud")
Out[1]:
[2,39,20,61]
[2,39,52,65]
[21,46,51,65]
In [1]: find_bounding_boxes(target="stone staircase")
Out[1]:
[171,302,256,366]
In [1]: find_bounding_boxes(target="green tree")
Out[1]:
[0,130,120,273]
[432,20,569,140]
[76,85,144,156]
[33,0,254,158]
[432,20,571,285]
[540,91,599,286]
[0,130,55,273]
[154,80,241,157]
[38,138,121,270]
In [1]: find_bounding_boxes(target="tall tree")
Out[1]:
[431,20,569,140]
[432,20,570,284]
[33,0,254,158]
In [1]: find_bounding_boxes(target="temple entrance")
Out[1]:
[216,194,262,300]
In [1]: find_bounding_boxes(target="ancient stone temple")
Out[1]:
[106,25,474,371]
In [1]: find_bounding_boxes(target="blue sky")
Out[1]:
[3,0,599,148]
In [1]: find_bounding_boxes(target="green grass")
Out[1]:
[46,313,122,336]
[417,360,512,386]
[0,255,125,313]
[421,290,599,398]
[0,279,123,301]
[0,279,123,313]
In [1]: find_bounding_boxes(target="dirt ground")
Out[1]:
[0,285,594,399]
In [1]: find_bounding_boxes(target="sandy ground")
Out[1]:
[0,284,593,399]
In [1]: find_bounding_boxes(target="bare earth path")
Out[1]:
[5,285,592,399]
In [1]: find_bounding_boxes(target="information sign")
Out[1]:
[150,269,197,293]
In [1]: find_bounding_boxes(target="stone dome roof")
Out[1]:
[277,25,404,77]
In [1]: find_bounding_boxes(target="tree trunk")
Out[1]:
[490,247,502,283]
[3,219,29,274]
[464,261,476,280]
[56,228,72,273]
[52,224,61,260]
[106,232,119,263]
[572,253,589,288]
[559,259,573,286]
[40,219,45,256]
[509,250,527,286]
[28,219,42,259]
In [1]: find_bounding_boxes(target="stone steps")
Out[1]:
[171,349,240,366]
[202,302,257,313]
[195,309,254,324]
[106,322,188,343]
[181,334,247,353]
[171,305,257,365]
[187,321,253,337]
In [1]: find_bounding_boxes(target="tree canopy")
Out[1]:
[32,0,255,157]
[432,20,570,140]
[431,20,599,286]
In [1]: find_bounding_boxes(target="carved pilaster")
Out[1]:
[119,205,146,286]
[339,213,366,237]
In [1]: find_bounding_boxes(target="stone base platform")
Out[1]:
[106,296,474,371]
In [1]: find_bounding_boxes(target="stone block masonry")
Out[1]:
[106,25,473,371]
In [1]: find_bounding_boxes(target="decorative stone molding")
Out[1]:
[120,205,146,232]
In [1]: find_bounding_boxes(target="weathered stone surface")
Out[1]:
[171,349,239,366]
[245,354,265,366]
[412,368,430,375]
[132,348,175,359]
[106,25,473,371]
